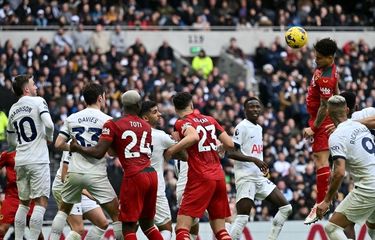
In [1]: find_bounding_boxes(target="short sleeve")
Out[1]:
[59,119,70,139]
[329,133,347,160]
[37,97,50,116]
[162,133,176,149]
[232,123,245,145]
[175,119,191,137]
[100,120,115,143]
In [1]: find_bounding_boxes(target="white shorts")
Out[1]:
[52,177,99,216]
[16,163,50,200]
[155,194,172,226]
[62,172,116,205]
[176,187,184,207]
[335,187,375,224]
[235,177,276,203]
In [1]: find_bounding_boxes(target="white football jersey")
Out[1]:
[7,96,51,166]
[175,160,188,193]
[329,119,375,191]
[54,151,71,184]
[232,119,264,181]
[151,128,176,195]
[351,107,375,121]
[59,108,112,176]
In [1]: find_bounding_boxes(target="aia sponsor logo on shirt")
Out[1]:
[320,87,331,95]
[251,144,263,154]
[102,127,110,135]
[312,71,322,87]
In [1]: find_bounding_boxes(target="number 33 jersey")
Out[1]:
[329,119,375,191]
[7,96,51,166]
[60,108,112,175]
[174,112,225,181]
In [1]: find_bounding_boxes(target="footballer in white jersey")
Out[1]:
[228,97,292,240]
[317,95,375,240]
[7,75,54,240]
[139,100,187,240]
[51,83,123,240]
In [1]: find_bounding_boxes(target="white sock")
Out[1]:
[325,222,348,240]
[50,211,68,240]
[368,227,375,239]
[86,225,106,240]
[160,230,172,240]
[190,234,198,240]
[230,215,249,240]
[14,204,29,240]
[66,231,82,240]
[268,204,292,240]
[29,205,46,240]
[112,221,123,240]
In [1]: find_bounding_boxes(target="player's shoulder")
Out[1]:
[352,107,375,120]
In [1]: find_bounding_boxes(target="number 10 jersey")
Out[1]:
[59,108,112,176]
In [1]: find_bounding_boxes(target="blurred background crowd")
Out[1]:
[0,0,375,223]
[0,0,374,28]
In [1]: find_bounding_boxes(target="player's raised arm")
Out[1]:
[164,125,199,160]
[70,137,112,159]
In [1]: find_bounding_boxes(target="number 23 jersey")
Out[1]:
[175,112,224,181]
[7,96,50,166]
[60,108,112,175]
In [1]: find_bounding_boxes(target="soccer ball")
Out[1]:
[285,26,308,49]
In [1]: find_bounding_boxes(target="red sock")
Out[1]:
[144,226,163,240]
[176,228,190,240]
[215,229,232,240]
[124,232,137,240]
[316,166,331,203]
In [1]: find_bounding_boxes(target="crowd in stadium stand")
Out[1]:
[0,23,374,223]
[0,0,374,27]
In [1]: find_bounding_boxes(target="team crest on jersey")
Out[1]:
[181,122,192,131]
[102,127,110,135]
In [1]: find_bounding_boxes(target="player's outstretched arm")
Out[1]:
[218,131,235,150]
[313,98,328,130]
[55,135,70,152]
[164,126,199,160]
[70,137,111,159]
[358,116,375,129]
[227,149,268,174]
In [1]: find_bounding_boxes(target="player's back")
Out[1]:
[62,108,111,175]
[175,112,224,180]
[8,96,50,166]
[330,119,375,191]
[106,114,152,177]
[0,151,17,197]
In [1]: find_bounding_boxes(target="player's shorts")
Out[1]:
[52,177,99,215]
[15,163,50,200]
[61,173,116,205]
[155,194,172,226]
[335,187,375,224]
[235,177,276,203]
[119,167,158,222]
[308,118,331,152]
[0,196,34,224]
[179,178,231,220]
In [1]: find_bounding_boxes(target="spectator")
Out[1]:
[192,49,213,78]
[71,23,90,53]
[273,152,291,177]
[90,24,110,54]
[156,40,174,62]
[226,37,245,59]
[0,109,7,150]
[35,9,48,26]
[110,25,126,53]
[53,27,74,52]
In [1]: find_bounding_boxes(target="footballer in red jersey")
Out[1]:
[70,90,163,240]
[0,150,42,240]
[165,92,235,240]
[303,38,339,225]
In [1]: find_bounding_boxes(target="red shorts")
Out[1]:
[309,118,332,153]
[0,196,34,224]
[119,168,158,222]
[178,178,230,220]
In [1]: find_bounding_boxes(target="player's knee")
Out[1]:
[98,221,109,230]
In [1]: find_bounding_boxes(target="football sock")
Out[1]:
[113,221,124,240]
[29,206,46,240]
[14,204,29,240]
[124,232,137,240]
[176,228,190,240]
[144,226,163,240]
[50,211,68,240]
[65,231,82,240]
[86,225,106,240]
[215,229,231,240]
[268,204,292,240]
[230,214,248,240]
[316,166,331,203]
[325,222,348,240]
[160,230,172,240]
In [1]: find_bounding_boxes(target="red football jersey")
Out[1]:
[100,114,152,177]
[0,151,17,197]
[175,112,225,180]
[306,64,338,118]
